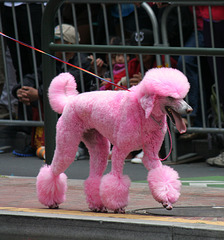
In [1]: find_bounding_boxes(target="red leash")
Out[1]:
[0,31,129,91]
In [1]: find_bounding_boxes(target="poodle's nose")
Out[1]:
[186,106,193,114]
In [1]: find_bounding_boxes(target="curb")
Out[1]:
[1,208,224,240]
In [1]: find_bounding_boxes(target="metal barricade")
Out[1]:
[160,2,224,161]
[0,0,224,163]
[0,1,46,127]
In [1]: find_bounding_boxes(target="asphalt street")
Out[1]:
[0,152,223,181]
[1,152,224,240]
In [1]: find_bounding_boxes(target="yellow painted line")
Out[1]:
[0,207,224,227]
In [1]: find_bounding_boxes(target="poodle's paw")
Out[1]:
[36,165,67,208]
[114,208,125,214]
[147,165,181,207]
[100,173,131,212]
[162,202,173,210]
[49,203,59,209]
[92,206,108,213]
[84,176,105,212]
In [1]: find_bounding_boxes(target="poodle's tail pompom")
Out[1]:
[48,72,78,114]
[148,165,181,206]
[36,165,67,208]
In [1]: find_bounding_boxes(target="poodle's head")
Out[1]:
[133,68,192,134]
[139,67,190,98]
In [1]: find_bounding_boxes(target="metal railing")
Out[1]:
[0,0,224,163]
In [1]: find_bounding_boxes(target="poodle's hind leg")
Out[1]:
[100,146,131,213]
[83,130,110,212]
[36,117,82,209]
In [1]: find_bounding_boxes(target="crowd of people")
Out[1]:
[0,2,224,167]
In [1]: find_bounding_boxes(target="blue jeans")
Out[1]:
[177,31,204,120]
[203,20,224,111]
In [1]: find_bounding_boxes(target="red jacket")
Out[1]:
[199,6,224,21]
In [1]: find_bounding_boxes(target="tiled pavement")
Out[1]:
[0,176,224,223]
[1,176,224,240]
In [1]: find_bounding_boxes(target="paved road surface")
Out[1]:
[0,152,223,181]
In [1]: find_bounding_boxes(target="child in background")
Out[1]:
[100,36,130,90]
[12,24,105,158]
[113,53,130,75]
[101,29,177,91]
[100,52,130,90]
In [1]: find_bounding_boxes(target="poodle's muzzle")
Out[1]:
[164,97,193,134]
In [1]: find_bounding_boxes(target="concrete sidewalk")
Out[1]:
[0,176,224,239]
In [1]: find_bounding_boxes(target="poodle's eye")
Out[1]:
[167,96,174,101]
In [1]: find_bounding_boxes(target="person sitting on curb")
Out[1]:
[11,24,104,158]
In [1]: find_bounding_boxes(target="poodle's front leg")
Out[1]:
[100,147,131,213]
[143,147,181,210]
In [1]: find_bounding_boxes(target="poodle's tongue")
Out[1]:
[171,109,186,134]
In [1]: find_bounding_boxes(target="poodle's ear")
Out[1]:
[139,94,156,118]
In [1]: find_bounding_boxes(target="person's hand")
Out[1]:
[101,78,111,86]
[88,55,104,68]
[95,58,105,68]
[17,87,30,105]
[153,2,169,8]
[16,86,39,105]
[130,72,142,86]
[88,55,106,76]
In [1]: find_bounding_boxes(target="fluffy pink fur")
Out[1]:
[36,67,191,212]
[36,165,67,208]
[48,72,78,114]
[84,176,105,212]
[136,67,190,98]
[147,165,181,205]
[100,174,131,211]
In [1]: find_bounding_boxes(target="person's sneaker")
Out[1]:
[206,152,224,167]
[75,146,89,160]
[13,145,36,157]
[108,150,112,161]
[131,151,144,164]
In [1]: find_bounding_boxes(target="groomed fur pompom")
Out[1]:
[100,173,131,211]
[141,68,190,99]
[84,176,105,211]
[48,72,78,114]
[36,165,67,208]
[147,165,181,205]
